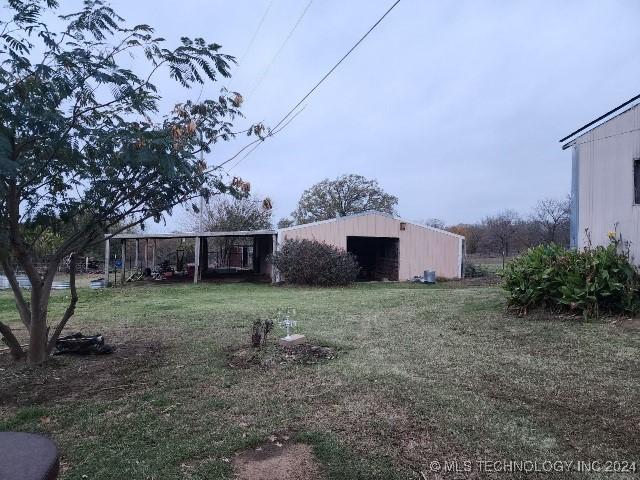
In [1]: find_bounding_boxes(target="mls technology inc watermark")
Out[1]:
[420,459,637,476]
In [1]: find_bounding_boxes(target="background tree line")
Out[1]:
[196,175,569,269]
[447,197,571,262]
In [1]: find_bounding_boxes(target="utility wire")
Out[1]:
[248,0,314,98]
[228,105,307,172]
[212,0,402,172]
[226,0,275,94]
[196,1,275,108]
[239,0,275,65]
[271,0,401,133]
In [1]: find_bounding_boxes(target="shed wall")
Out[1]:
[279,214,463,279]
[574,103,640,263]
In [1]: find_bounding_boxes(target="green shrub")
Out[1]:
[270,239,359,286]
[502,241,640,317]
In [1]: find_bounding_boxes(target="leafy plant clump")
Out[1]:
[502,241,640,317]
[270,239,360,286]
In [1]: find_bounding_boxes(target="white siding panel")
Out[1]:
[575,103,640,263]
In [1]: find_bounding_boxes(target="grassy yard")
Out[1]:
[0,282,638,479]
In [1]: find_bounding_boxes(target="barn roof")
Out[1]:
[560,93,640,149]
[278,210,464,239]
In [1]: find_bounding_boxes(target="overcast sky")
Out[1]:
[66,0,640,229]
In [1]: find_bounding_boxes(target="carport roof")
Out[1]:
[108,229,276,240]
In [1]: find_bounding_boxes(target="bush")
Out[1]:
[502,241,640,317]
[270,239,360,286]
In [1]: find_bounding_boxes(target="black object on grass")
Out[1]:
[54,333,114,356]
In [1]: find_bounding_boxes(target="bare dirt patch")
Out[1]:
[438,276,501,288]
[226,343,336,369]
[306,392,484,477]
[610,317,640,330]
[233,436,323,480]
[0,327,171,415]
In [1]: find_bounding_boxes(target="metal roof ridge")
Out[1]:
[278,211,464,239]
[560,93,640,146]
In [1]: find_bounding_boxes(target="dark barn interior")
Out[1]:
[347,236,399,281]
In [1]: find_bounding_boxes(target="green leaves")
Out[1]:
[503,242,640,318]
[292,174,398,225]
[0,131,15,177]
[1,0,249,259]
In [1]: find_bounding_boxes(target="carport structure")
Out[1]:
[105,230,277,284]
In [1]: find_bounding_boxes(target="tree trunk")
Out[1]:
[27,287,48,364]
[2,254,78,364]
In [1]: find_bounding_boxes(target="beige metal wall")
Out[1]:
[573,104,640,263]
[279,213,463,279]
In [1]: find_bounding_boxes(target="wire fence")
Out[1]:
[0,258,110,290]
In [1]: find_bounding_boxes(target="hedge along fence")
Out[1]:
[270,239,360,286]
[502,235,640,318]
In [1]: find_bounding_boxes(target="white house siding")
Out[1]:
[278,212,464,279]
[572,103,640,262]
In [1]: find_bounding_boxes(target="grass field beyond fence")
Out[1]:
[0,282,638,479]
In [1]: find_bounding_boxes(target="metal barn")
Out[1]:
[105,212,464,284]
[561,95,640,262]
[278,211,464,280]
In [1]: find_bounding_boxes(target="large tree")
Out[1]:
[186,195,273,269]
[291,174,398,224]
[530,197,570,246]
[187,196,273,232]
[0,0,259,363]
[481,210,521,267]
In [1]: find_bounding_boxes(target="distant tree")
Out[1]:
[530,197,570,246]
[482,210,521,267]
[187,196,273,232]
[291,174,398,224]
[448,224,481,254]
[277,217,295,229]
[515,219,542,250]
[186,196,272,269]
[419,218,446,230]
[0,1,260,363]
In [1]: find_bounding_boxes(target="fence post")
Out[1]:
[104,238,110,282]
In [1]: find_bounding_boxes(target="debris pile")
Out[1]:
[54,333,114,356]
[226,343,335,369]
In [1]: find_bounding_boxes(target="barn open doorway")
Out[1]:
[347,236,399,281]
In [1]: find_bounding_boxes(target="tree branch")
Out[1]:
[0,258,31,328]
[0,321,25,360]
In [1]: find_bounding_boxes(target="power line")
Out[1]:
[239,0,275,65]
[228,141,263,172]
[228,105,307,172]
[223,0,275,95]
[213,0,402,172]
[248,0,315,98]
[271,0,402,133]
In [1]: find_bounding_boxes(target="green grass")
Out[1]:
[1,282,638,479]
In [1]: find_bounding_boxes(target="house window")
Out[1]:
[635,159,640,204]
